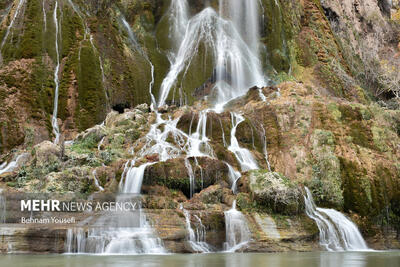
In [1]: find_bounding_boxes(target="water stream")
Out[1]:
[304,187,369,251]
[0,0,26,65]
[224,200,252,252]
[51,1,61,144]
[181,205,211,253]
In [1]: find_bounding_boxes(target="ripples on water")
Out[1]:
[0,252,399,267]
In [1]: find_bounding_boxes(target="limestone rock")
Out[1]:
[34,141,61,167]
[247,170,304,215]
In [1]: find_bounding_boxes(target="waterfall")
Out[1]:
[228,112,259,171]
[184,158,195,198]
[0,0,26,65]
[120,162,154,194]
[0,154,26,175]
[224,200,251,252]
[66,161,165,254]
[52,1,61,144]
[92,170,104,191]
[0,188,6,223]
[168,0,189,54]
[181,205,210,252]
[42,0,47,32]
[158,1,266,111]
[226,163,241,193]
[304,187,369,251]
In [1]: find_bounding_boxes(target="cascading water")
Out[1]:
[158,3,267,111]
[52,1,61,144]
[42,0,47,32]
[66,0,269,254]
[92,170,104,191]
[226,163,241,194]
[224,200,252,252]
[168,0,189,55]
[66,161,165,254]
[304,187,369,251]
[181,205,210,252]
[0,0,26,65]
[228,112,259,171]
[0,154,27,176]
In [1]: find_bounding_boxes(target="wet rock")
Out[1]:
[190,184,230,204]
[144,157,229,198]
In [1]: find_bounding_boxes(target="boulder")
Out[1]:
[34,141,61,167]
[247,170,304,215]
[144,157,229,198]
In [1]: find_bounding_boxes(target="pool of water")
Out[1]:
[0,251,399,267]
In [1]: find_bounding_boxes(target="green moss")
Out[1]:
[327,102,342,122]
[75,45,107,131]
[70,134,99,153]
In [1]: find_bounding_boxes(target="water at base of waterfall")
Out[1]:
[223,201,252,252]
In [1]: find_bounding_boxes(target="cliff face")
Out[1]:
[0,0,399,153]
[0,0,399,253]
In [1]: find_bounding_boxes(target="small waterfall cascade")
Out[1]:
[42,0,47,32]
[51,1,61,144]
[304,187,369,251]
[0,188,6,223]
[0,0,26,65]
[168,0,189,55]
[226,163,241,193]
[224,200,252,252]
[65,204,165,254]
[66,163,165,254]
[91,170,104,191]
[181,205,210,252]
[228,112,259,171]
[0,154,27,175]
[158,0,267,111]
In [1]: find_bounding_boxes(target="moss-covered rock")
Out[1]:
[246,169,304,215]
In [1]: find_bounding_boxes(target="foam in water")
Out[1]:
[304,187,369,251]
[52,1,61,144]
[228,112,259,171]
[224,200,252,252]
[0,0,26,65]
[181,205,210,252]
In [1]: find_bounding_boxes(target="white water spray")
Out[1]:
[228,112,259,171]
[52,1,61,144]
[224,200,251,252]
[181,205,210,252]
[158,2,266,110]
[0,0,26,65]
[304,187,369,251]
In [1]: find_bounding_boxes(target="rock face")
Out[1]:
[0,0,399,254]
